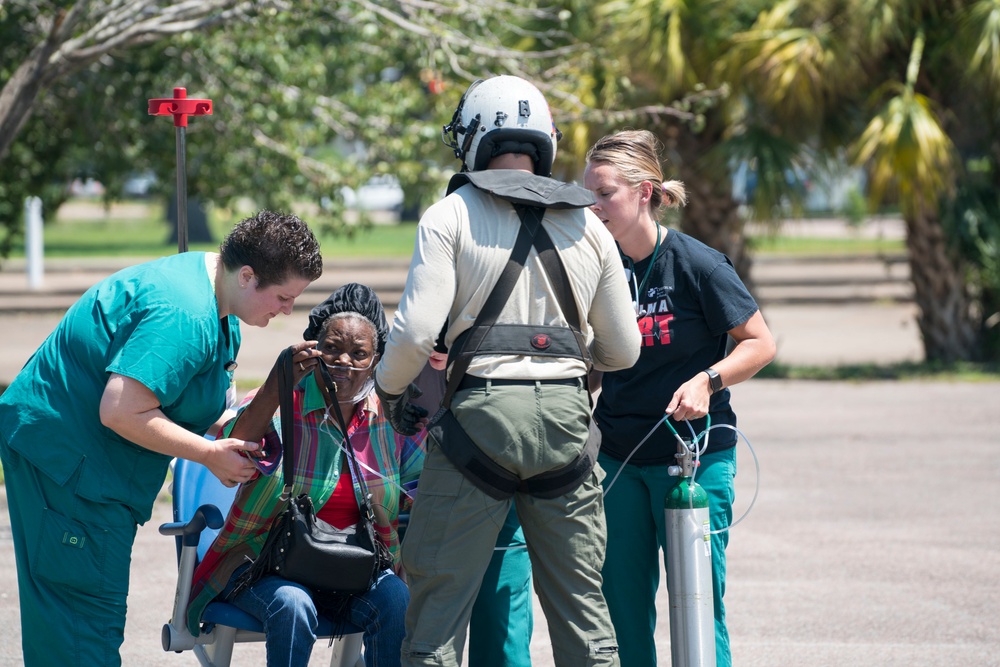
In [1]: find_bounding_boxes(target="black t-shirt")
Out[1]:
[594,230,758,465]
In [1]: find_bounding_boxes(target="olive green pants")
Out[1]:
[400,381,619,667]
[1,434,137,667]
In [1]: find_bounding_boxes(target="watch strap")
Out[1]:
[704,368,723,394]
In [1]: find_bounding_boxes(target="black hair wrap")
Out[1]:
[303,283,388,355]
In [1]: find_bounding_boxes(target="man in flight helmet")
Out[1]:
[443,74,559,176]
[375,75,640,667]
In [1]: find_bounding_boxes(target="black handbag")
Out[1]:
[240,347,391,596]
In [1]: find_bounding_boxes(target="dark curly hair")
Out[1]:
[219,210,323,287]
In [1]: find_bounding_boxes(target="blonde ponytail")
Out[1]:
[661,180,688,208]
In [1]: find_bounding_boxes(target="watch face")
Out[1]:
[706,369,723,393]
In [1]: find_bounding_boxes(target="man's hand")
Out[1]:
[375,380,429,435]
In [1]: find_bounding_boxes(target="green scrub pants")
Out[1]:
[401,381,619,667]
[598,446,736,667]
[469,506,532,667]
[1,434,137,667]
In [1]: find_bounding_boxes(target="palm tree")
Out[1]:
[851,28,978,361]
[591,0,999,361]
[574,0,843,290]
[725,0,1000,361]
[573,0,775,286]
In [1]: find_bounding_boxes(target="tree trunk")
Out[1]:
[678,175,754,291]
[0,34,62,161]
[905,203,980,361]
[167,195,215,245]
[666,124,755,293]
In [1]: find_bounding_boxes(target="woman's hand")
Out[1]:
[291,340,322,382]
[100,374,261,484]
[664,374,712,423]
[226,341,322,443]
[203,436,261,487]
[664,310,776,423]
[428,351,447,371]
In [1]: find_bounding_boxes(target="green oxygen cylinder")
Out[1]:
[664,438,717,667]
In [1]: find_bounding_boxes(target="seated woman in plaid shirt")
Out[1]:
[187,283,426,667]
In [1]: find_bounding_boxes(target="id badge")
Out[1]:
[226,380,238,410]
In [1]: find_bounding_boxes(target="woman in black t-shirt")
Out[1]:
[584,130,776,667]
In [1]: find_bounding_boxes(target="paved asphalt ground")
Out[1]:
[1,220,997,665]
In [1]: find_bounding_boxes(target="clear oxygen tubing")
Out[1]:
[319,357,376,405]
[318,411,417,501]
[602,413,760,536]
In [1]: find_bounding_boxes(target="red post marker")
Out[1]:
[148,88,213,252]
[148,87,213,126]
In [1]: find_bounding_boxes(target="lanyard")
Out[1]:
[637,224,661,299]
[628,225,661,315]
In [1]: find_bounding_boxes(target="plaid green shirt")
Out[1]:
[186,375,425,635]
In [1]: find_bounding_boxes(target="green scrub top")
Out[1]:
[0,252,241,523]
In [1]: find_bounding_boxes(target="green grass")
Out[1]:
[8,198,910,261]
[6,200,419,260]
[310,222,418,258]
[15,215,183,258]
[756,360,1000,382]
[750,235,905,256]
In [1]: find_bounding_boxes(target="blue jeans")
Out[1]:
[223,568,408,667]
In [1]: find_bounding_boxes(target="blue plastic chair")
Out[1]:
[159,456,365,667]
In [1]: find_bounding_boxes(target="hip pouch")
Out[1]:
[427,407,601,500]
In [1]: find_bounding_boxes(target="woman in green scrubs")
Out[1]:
[0,210,324,666]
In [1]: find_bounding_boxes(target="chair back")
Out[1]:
[170,457,238,562]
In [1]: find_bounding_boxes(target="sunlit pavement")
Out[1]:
[4,227,996,665]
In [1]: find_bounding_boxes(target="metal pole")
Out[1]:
[175,123,188,253]
[25,196,43,290]
[148,87,212,255]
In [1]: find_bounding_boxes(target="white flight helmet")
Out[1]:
[442,75,561,176]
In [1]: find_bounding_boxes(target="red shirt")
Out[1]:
[316,467,361,529]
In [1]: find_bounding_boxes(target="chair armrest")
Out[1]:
[159,504,225,547]
[158,503,225,652]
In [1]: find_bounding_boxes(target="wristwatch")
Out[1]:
[703,368,723,394]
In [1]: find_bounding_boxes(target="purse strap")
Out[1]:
[277,347,297,499]
[276,347,377,522]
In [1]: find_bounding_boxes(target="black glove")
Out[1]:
[375,380,428,436]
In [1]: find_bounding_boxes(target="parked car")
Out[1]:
[123,171,157,198]
[339,175,404,212]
